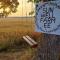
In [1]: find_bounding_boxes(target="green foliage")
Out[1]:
[28,0,40,3]
[29,11,34,15]
[0,0,19,17]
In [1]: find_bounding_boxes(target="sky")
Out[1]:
[9,0,34,17]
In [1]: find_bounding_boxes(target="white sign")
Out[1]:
[35,1,60,35]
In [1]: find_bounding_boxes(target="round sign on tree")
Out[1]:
[35,0,60,35]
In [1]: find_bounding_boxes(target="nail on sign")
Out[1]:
[35,1,60,35]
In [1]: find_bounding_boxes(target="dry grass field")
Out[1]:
[0,17,35,32]
[0,17,40,60]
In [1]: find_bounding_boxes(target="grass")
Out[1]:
[0,17,39,60]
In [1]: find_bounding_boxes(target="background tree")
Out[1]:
[0,0,19,17]
[28,0,53,15]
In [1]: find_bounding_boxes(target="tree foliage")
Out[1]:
[0,0,19,17]
[28,0,40,3]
